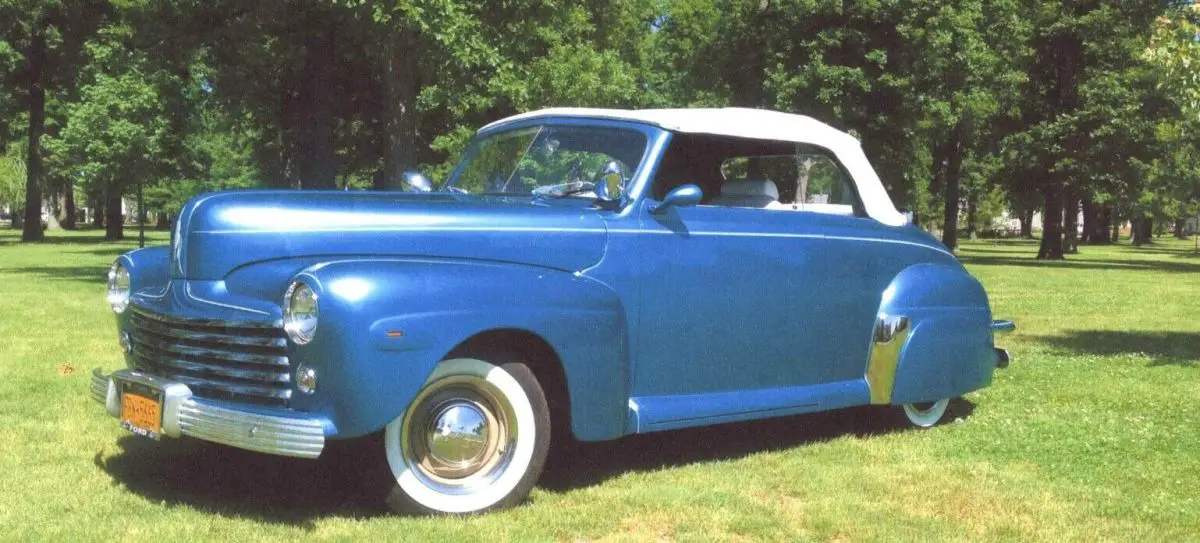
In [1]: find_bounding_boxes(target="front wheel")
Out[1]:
[382,357,551,515]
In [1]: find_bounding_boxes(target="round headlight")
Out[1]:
[107,261,131,314]
[283,281,318,344]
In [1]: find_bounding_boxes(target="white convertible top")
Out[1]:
[483,107,907,226]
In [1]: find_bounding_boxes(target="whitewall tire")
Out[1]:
[900,398,950,428]
[383,357,550,515]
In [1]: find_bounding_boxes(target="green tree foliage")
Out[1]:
[0,0,112,240]
[0,0,1195,260]
[0,144,25,214]
[1143,4,1200,240]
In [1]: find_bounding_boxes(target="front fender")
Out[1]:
[876,263,996,405]
[120,246,171,298]
[287,259,630,440]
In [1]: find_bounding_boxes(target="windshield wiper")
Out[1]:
[531,181,596,199]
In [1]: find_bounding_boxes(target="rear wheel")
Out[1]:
[382,357,550,515]
[899,398,950,428]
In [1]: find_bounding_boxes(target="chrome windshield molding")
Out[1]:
[90,369,327,459]
[991,319,1016,335]
[865,314,911,404]
[129,305,282,330]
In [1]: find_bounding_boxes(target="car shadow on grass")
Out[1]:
[540,400,975,492]
[8,265,109,284]
[95,434,391,526]
[1035,330,1200,368]
[94,400,974,523]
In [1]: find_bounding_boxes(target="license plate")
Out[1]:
[119,383,162,440]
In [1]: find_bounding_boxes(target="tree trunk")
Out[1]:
[796,158,814,204]
[1110,211,1120,243]
[376,28,420,190]
[966,191,978,240]
[92,196,104,229]
[21,21,47,242]
[62,182,76,230]
[910,180,922,229]
[939,125,965,252]
[1131,217,1153,246]
[1174,218,1187,239]
[1094,204,1111,244]
[1062,189,1079,254]
[1020,208,1033,238]
[295,13,337,189]
[156,212,170,230]
[11,205,24,229]
[1081,197,1096,243]
[105,184,124,240]
[1037,183,1064,259]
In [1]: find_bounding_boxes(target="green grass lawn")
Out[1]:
[1,228,1198,541]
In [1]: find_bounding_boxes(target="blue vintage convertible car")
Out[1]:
[91,107,1013,514]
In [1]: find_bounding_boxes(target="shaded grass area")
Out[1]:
[1,228,1198,540]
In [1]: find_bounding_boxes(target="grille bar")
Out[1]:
[129,346,291,383]
[127,306,292,406]
[128,313,287,349]
[129,329,289,366]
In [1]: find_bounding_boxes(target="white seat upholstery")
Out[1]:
[710,180,779,208]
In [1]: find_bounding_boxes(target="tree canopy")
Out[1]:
[0,0,1196,256]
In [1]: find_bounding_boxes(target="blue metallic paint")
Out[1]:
[877,263,997,405]
[108,114,1009,450]
[281,258,630,440]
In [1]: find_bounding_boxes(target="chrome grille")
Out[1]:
[126,306,292,406]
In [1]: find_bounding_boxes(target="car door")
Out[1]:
[629,146,883,416]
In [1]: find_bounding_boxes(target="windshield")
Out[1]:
[444,124,648,198]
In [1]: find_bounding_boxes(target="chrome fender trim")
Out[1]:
[865,314,910,405]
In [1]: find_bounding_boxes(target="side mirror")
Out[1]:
[594,161,626,203]
[650,184,702,214]
[402,171,433,193]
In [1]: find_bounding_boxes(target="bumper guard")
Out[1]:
[91,369,327,459]
[991,319,1016,369]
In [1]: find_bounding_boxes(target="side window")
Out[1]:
[651,134,864,216]
[793,153,858,215]
[715,153,861,216]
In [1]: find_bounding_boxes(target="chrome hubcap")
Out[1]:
[400,375,517,492]
[425,401,491,478]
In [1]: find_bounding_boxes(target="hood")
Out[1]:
[172,190,608,280]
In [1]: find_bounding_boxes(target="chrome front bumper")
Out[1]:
[91,369,327,459]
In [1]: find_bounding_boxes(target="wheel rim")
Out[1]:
[400,374,518,495]
[902,398,949,428]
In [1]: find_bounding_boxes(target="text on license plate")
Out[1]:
[120,392,162,439]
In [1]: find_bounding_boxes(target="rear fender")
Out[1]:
[871,263,995,405]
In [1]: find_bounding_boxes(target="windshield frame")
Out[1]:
[442,117,666,209]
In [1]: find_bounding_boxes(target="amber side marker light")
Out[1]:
[385,330,404,338]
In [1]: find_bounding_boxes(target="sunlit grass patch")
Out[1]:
[0,228,1197,540]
